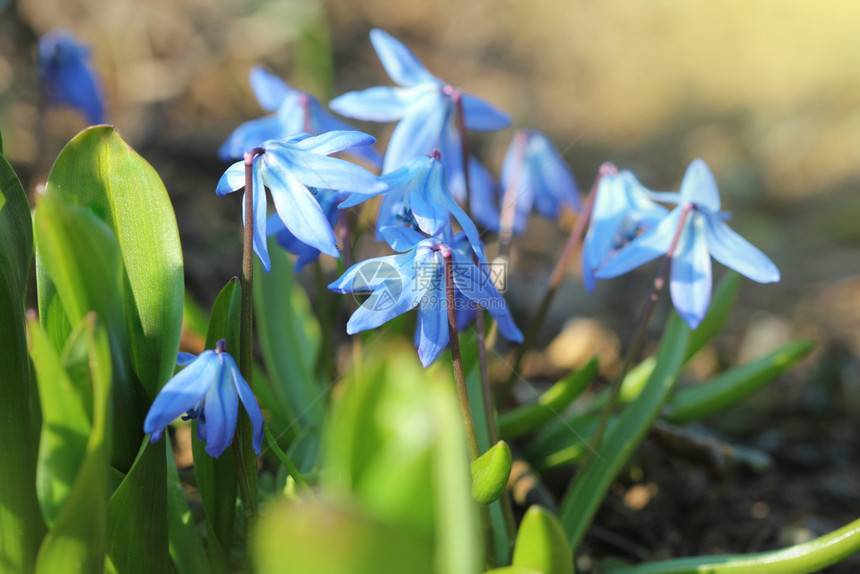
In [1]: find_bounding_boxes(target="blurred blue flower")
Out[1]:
[596,159,780,328]
[216,131,385,273]
[499,129,581,235]
[219,66,381,168]
[38,29,105,125]
[329,28,509,201]
[266,190,343,271]
[339,150,483,258]
[143,340,264,458]
[582,163,668,291]
[329,237,522,367]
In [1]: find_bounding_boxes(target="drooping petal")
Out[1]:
[215,161,246,196]
[410,159,450,237]
[329,252,414,293]
[680,159,721,212]
[467,157,500,231]
[369,28,438,87]
[176,352,197,366]
[382,92,448,173]
[528,133,580,216]
[670,214,712,329]
[224,354,264,455]
[218,116,282,161]
[647,191,682,204]
[704,213,780,283]
[449,250,523,342]
[247,161,270,272]
[310,105,383,168]
[329,85,423,122]
[264,166,339,258]
[595,208,683,279]
[38,30,105,125]
[460,93,510,131]
[273,94,310,135]
[201,356,240,458]
[144,351,219,442]
[249,66,291,112]
[415,262,449,367]
[266,146,382,194]
[344,273,420,334]
[292,130,377,157]
[379,226,426,252]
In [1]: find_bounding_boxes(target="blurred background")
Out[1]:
[2,0,859,569]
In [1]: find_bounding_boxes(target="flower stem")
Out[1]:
[579,204,692,472]
[502,163,614,397]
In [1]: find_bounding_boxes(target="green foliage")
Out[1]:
[471,441,513,505]
[165,437,210,574]
[512,506,574,574]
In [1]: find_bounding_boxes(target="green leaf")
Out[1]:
[166,437,211,574]
[663,339,814,424]
[512,506,574,574]
[44,126,183,398]
[33,314,112,574]
[254,241,324,429]
[471,441,513,505]
[559,313,690,551]
[0,127,4,155]
[499,357,598,439]
[606,517,860,574]
[0,152,44,571]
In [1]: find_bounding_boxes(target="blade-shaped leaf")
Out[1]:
[0,153,43,571]
[166,437,210,574]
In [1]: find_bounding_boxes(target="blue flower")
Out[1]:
[339,150,484,258]
[582,163,668,291]
[216,131,386,273]
[329,237,522,367]
[498,129,581,235]
[218,66,382,168]
[329,28,509,201]
[38,29,105,125]
[143,340,264,458]
[595,159,780,329]
[266,190,343,272]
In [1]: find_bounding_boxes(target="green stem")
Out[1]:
[263,426,314,496]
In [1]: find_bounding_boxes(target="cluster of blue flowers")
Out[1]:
[38,28,779,457]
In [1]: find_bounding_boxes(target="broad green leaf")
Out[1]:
[44,126,183,398]
[499,357,598,439]
[166,437,211,574]
[512,506,574,574]
[486,568,542,574]
[471,441,512,505]
[0,152,43,572]
[191,278,241,573]
[30,317,91,526]
[35,191,142,472]
[34,314,112,574]
[107,439,169,573]
[559,313,690,551]
[607,517,860,574]
[663,339,814,424]
[254,241,324,428]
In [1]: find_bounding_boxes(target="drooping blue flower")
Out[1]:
[595,159,780,329]
[339,149,484,259]
[498,129,581,235]
[143,340,264,458]
[266,190,344,271]
[37,29,105,125]
[216,131,386,273]
[582,163,668,291]
[329,237,522,367]
[329,28,509,201]
[218,66,381,168]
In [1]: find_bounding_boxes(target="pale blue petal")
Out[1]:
[248,162,270,272]
[218,117,282,161]
[369,28,438,87]
[310,105,383,167]
[680,159,721,212]
[292,130,377,156]
[144,351,218,442]
[38,30,105,125]
[216,161,247,196]
[595,208,683,279]
[330,85,423,122]
[438,119,465,201]
[273,94,310,135]
[467,157,500,231]
[449,250,522,342]
[460,93,510,131]
[249,66,291,112]
[225,354,264,455]
[345,278,420,334]
[266,147,382,194]
[416,268,449,367]
[383,93,448,173]
[527,132,580,216]
[329,252,413,293]
[265,167,339,258]
[410,159,449,236]
[201,356,239,458]
[670,214,712,329]
[176,352,197,366]
[704,214,780,283]
[647,191,682,204]
[379,226,426,252]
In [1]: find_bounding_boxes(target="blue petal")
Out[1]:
[382,92,448,174]
[460,93,510,131]
[218,116,282,161]
[415,265,449,367]
[704,213,780,283]
[379,226,426,252]
[437,119,466,201]
[273,94,311,135]
[144,351,219,442]
[344,276,421,334]
[526,132,580,216]
[249,66,291,112]
[310,104,383,168]
[449,249,522,342]
[369,28,438,87]
[263,163,340,258]
[647,191,682,204]
[437,174,486,261]
[670,214,712,329]
[38,30,105,125]
[595,208,683,279]
[201,355,240,458]
[176,352,197,366]
[410,158,449,236]
[293,130,377,156]
[246,162,270,273]
[330,85,424,122]
[680,159,721,212]
[500,137,535,235]
[467,157,500,231]
[225,354,264,455]
[329,252,413,293]
[266,146,383,194]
